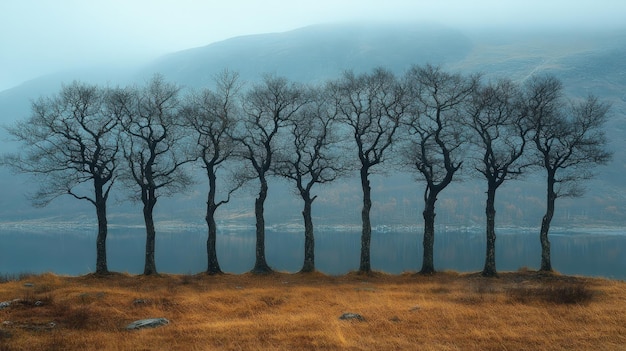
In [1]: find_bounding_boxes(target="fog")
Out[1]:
[1,0,625,91]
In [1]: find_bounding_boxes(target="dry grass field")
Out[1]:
[1,270,625,350]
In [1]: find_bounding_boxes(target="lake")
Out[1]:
[1,225,625,279]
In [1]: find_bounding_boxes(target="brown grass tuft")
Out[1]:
[507,280,595,305]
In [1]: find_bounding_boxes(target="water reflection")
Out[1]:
[0,227,624,279]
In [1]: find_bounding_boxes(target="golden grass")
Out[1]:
[1,271,625,350]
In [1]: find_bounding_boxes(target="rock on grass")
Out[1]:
[126,318,170,330]
[339,313,365,321]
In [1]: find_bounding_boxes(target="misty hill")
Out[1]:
[1,22,625,227]
[141,22,472,87]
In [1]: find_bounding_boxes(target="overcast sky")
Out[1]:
[1,0,625,91]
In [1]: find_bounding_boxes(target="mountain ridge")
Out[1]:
[140,22,473,87]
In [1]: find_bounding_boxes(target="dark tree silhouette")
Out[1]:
[273,87,345,273]
[114,75,194,275]
[233,74,307,274]
[524,75,612,272]
[466,79,531,277]
[3,82,119,275]
[182,70,243,275]
[330,68,407,273]
[402,64,478,274]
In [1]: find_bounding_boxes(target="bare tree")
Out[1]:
[273,86,345,273]
[114,75,194,275]
[182,70,243,274]
[524,75,612,272]
[3,82,119,275]
[466,79,531,277]
[330,68,407,273]
[233,74,307,274]
[401,64,478,274]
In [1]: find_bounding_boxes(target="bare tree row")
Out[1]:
[2,65,611,277]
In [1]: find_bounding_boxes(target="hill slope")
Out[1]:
[141,22,472,87]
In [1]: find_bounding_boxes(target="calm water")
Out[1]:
[1,226,625,279]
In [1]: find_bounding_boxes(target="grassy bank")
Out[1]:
[1,271,625,350]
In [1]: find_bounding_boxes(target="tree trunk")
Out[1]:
[252,177,272,273]
[143,195,158,276]
[540,175,556,272]
[93,178,109,274]
[206,170,222,275]
[206,206,221,275]
[95,200,109,275]
[359,167,372,273]
[301,196,315,273]
[482,184,498,277]
[420,193,437,274]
